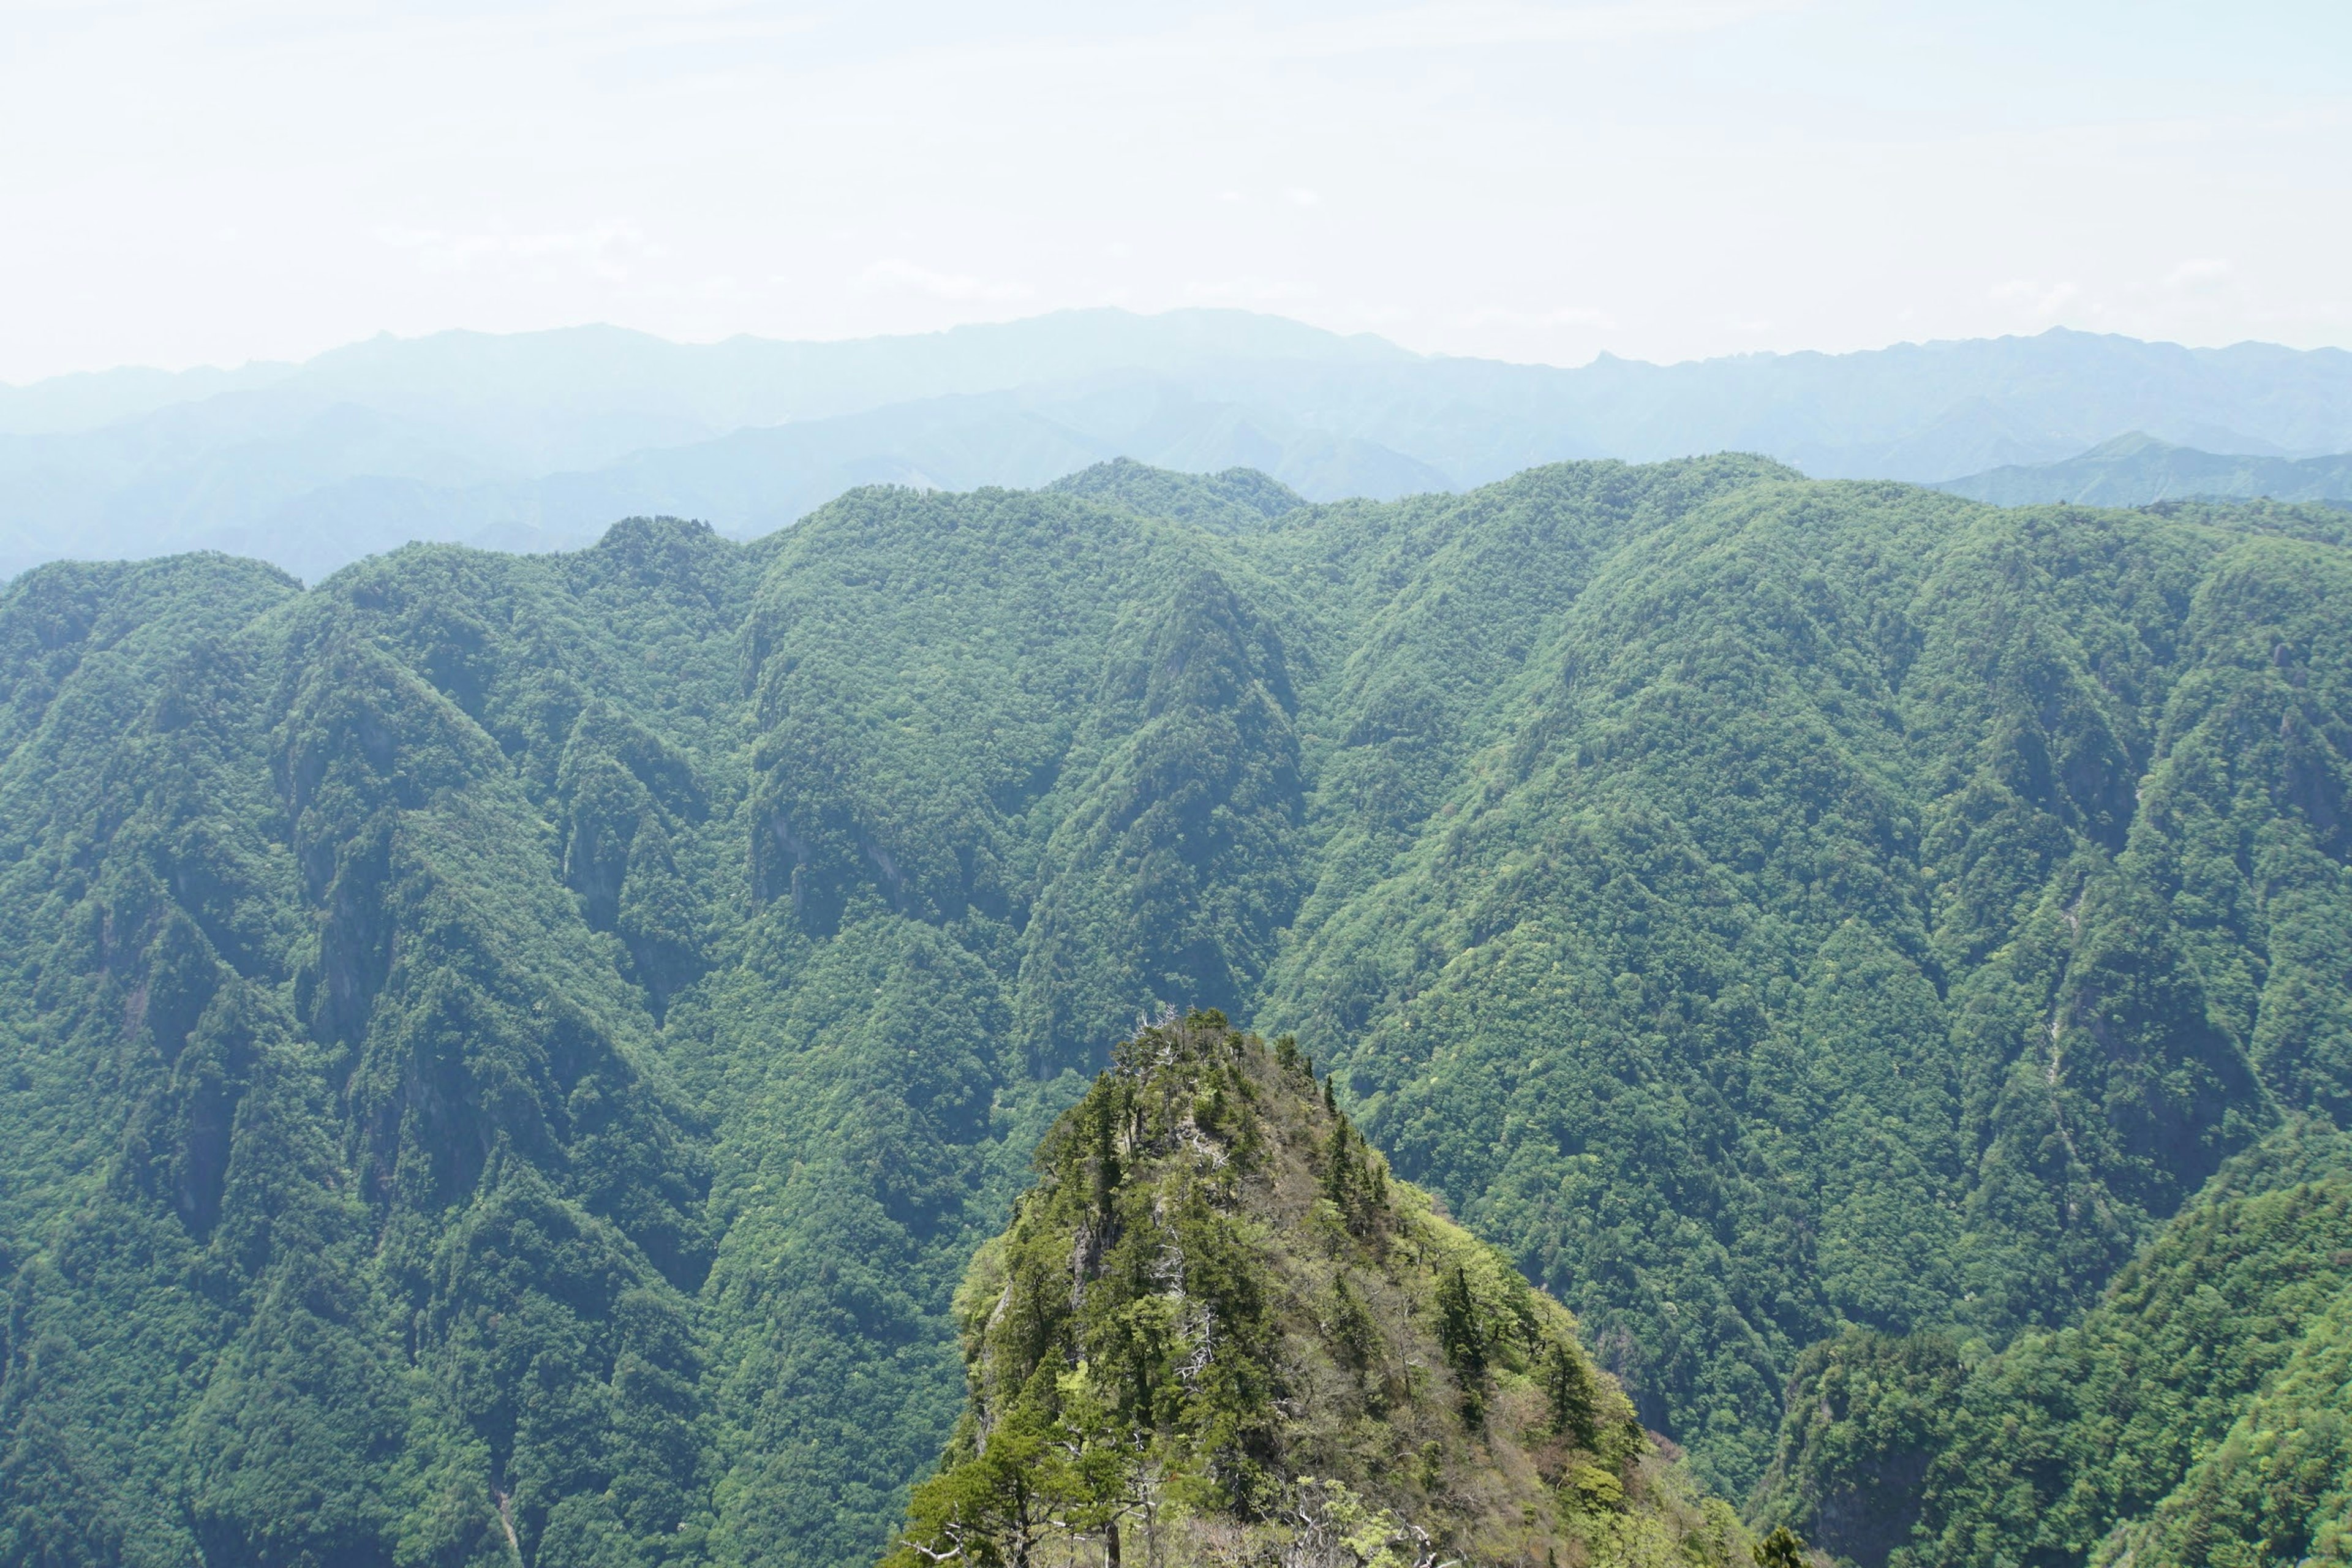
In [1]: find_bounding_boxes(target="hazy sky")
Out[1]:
[6,0,2350,382]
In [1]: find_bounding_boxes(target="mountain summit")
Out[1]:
[889,1010,1745,1568]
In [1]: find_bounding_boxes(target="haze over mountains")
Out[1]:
[6,308,2351,582]
[1935,431,2352,508]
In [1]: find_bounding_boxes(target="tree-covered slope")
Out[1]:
[2100,1272,2352,1568]
[1257,482,2352,1493]
[890,1009,1745,1568]
[1754,1120,2352,1568]
[1043,459,1304,534]
[0,524,758,1568]
[0,458,2347,1568]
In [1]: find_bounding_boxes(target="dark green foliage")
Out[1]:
[1896,1134,2352,1568]
[2100,1282,2352,1568]
[0,459,2348,1568]
[1544,1335,1602,1448]
[0,532,744,1568]
[1754,1332,1967,1568]
[1754,1122,2352,1568]
[1438,1265,1490,1408]
[1010,568,1306,1071]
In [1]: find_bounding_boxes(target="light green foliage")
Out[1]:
[1259,485,2348,1497]
[1896,1133,2352,1568]
[1754,1122,2352,1568]
[886,1011,1730,1568]
[0,456,2345,1568]
[1045,460,1305,535]
[2094,1280,2352,1568]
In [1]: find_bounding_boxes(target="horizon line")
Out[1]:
[8,307,2345,393]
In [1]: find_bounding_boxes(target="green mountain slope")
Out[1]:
[1936,432,2352,510]
[1261,481,2352,1491]
[0,458,2347,1568]
[890,1009,1745,1568]
[1043,458,1306,533]
[2101,1275,2352,1568]
[1755,1120,2352,1568]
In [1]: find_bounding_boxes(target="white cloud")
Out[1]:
[1455,304,1618,330]
[856,258,1033,303]
[1991,279,2082,317]
[2165,257,2234,292]
[377,223,654,282]
[1182,276,1321,306]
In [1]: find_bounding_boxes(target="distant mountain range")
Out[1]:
[1935,430,2352,507]
[5,309,2351,579]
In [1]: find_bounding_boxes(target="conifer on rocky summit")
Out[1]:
[888,1011,1749,1568]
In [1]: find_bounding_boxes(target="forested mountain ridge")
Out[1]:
[1937,432,2352,509]
[0,456,2347,1568]
[10,311,2352,584]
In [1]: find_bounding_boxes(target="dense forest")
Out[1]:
[1,454,2348,1568]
